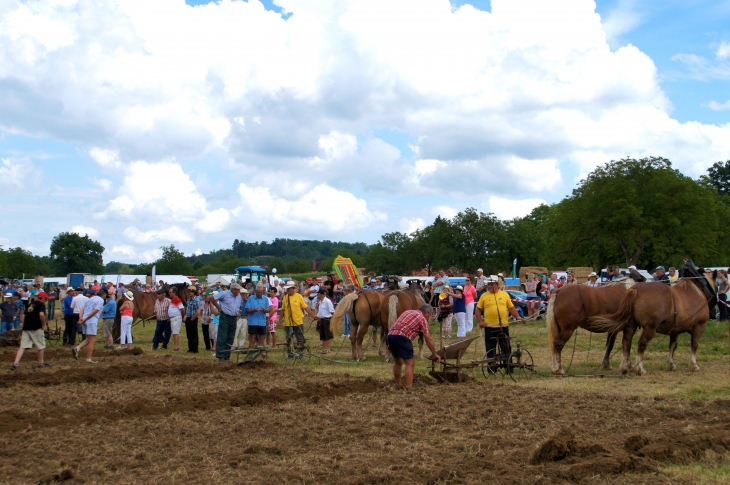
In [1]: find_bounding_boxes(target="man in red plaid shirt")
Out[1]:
[387,304,441,388]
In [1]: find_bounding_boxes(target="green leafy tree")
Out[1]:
[266,257,287,274]
[450,208,508,273]
[2,247,39,279]
[286,258,310,274]
[50,232,105,275]
[154,245,194,275]
[104,261,123,273]
[549,157,730,268]
[504,204,551,269]
[703,160,730,196]
[408,217,455,274]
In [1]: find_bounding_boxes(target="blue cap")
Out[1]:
[656,266,665,271]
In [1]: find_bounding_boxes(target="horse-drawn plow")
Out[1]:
[428,332,537,383]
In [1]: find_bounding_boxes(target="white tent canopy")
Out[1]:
[155,275,193,285]
[208,275,234,286]
[99,275,146,286]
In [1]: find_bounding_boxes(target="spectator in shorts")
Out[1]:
[73,289,105,364]
[118,290,135,350]
[315,289,335,354]
[524,273,540,318]
[101,290,117,349]
[10,291,53,370]
[168,287,186,351]
[386,305,441,388]
[451,285,468,337]
[438,287,453,339]
[267,288,279,347]
[244,285,274,349]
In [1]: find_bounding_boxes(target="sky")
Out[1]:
[0,0,728,264]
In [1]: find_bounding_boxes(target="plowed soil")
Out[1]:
[0,346,728,484]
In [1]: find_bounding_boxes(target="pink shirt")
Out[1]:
[464,285,477,305]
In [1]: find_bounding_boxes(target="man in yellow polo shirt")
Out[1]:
[280,282,317,350]
[476,276,524,366]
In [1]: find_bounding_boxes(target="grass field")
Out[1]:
[1,312,727,484]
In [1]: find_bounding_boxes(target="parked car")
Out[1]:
[504,289,546,319]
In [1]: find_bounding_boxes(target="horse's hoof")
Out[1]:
[601,362,612,370]
[690,364,700,372]
[667,363,677,371]
[635,367,647,376]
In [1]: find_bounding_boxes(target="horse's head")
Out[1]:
[681,260,717,309]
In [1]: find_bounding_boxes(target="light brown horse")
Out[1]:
[590,270,716,376]
[547,279,636,374]
[381,289,427,359]
[113,289,157,340]
[331,290,384,361]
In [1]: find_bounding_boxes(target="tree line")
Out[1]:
[364,157,730,275]
[3,157,729,279]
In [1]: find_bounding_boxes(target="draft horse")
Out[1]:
[547,279,636,375]
[590,260,716,375]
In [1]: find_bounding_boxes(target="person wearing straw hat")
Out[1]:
[10,291,53,370]
[476,276,524,367]
[118,290,135,350]
[585,272,600,288]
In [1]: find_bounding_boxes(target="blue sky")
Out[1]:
[1,0,728,263]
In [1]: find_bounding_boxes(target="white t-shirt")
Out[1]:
[316,297,335,318]
[71,295,89,314]
[83,296,104,324]
[309,285,320,299]
[168,298,184,318]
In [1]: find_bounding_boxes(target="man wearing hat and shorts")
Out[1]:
[386,304,441,388]
[1,293,17,336]
[10,291,53,370]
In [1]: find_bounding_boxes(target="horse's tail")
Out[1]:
[588,288,638,333]
[388,294,399,328]
[546,295,558,354]
[331,292,358,335]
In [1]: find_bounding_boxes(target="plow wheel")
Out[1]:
[281,339,311,366]
[481,348,504,379]
[507,346,535,382]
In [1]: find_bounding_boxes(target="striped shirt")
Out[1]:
[154,298,171,321]
[387,310,430,341]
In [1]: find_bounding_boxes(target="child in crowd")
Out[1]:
[267,287,279,347]
[438,287,453,339]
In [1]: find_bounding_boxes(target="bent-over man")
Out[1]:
[386,305,441,389]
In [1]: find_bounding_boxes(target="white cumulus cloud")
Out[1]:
[71,225,100,238]
[489,196,546,220]
[124,226,193,244]
[234,183,386,235]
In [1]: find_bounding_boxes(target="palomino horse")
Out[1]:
[331,290,384,361]
[590,261,716,375]
[547,279,637,375]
